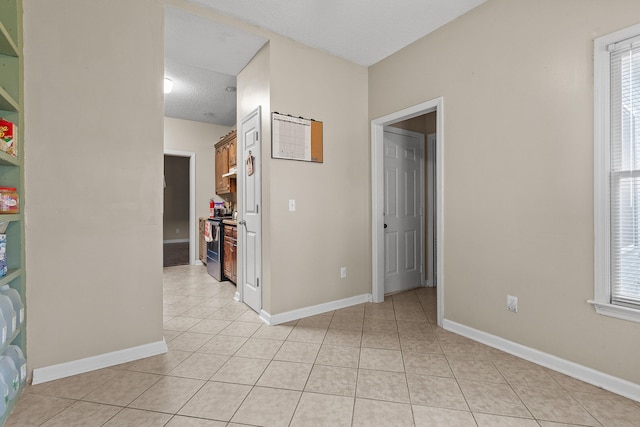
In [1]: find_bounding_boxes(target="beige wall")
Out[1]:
[267,38,370,314]
[238,35,370,315]
[370,0,640,384]
[163,117,232,228]
[23,0,164,370]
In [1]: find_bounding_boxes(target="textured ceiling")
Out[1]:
[164,6,267,126]
[165,0,487,125]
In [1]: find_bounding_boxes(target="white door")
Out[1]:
[384,127,424,294]
[239,107,262,313]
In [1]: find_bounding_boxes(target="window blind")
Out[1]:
[610,42,640,308]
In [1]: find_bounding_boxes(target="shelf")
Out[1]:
[0,269,20,289]
[0,87,18,113]
[0,151,18,167]
[0,2,22,425]
[0,214,19,224]
[0,321,22,357]
[0,22,18,57]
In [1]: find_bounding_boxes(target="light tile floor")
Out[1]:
[7,265,640,426]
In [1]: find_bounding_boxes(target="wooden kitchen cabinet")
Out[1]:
[228,134,237,167]
[215,143,229,194]
[223,224,237,284]
[215,130,237,195]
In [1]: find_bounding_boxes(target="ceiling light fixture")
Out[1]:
[164,78,173,94]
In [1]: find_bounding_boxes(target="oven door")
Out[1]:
[206,219,224,281]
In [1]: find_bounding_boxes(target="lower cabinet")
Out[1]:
[223,225,237,283]
[198,218,207,265]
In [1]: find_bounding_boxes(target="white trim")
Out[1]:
[426,132,437,287]
[163,238,189,244]
[593,23,640,321]
[588,300,640,324]
[164,149,197,266]
[259,294,372,326]
[32,339,168,385]
[443,319,640,402]
[371,97,445,326]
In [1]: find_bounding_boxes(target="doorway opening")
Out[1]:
[163,151,196,267]
[371,97,444,326]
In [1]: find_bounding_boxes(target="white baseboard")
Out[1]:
[443,319,640,403]
[32,339,168,385]
[260,293,372,325]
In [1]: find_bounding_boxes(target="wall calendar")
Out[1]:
[271,112,323,163]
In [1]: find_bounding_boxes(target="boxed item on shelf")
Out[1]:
[3,347,25,385]
[0,356,18,401]
[0,119,17,158]
[0,287,23,327]
[0,295,15,338]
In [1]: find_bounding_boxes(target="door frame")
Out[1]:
[164,149,197,265]
[426,132,437,287]
[371,97,444,326]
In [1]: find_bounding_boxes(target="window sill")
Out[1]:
[588,300,640,324]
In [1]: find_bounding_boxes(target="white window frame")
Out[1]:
[592,22,640,323]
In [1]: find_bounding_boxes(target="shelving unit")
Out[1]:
[0,0,25,424]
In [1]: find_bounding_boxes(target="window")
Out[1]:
[593,23,640,322]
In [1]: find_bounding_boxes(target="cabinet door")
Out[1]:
[215,146,224,193]
[232,237,237,282]
[229,136,237,167]
[223,236,233,279]
[215,144,230,194]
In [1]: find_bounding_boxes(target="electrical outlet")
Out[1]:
[176,228,180,234]
[340,267,347,279]
[289,199,296,212]
[507,295,518,313]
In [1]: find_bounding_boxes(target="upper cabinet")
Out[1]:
[228,135,237,167]
[215,130,237,195]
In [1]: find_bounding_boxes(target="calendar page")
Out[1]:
[271,113,323,163]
